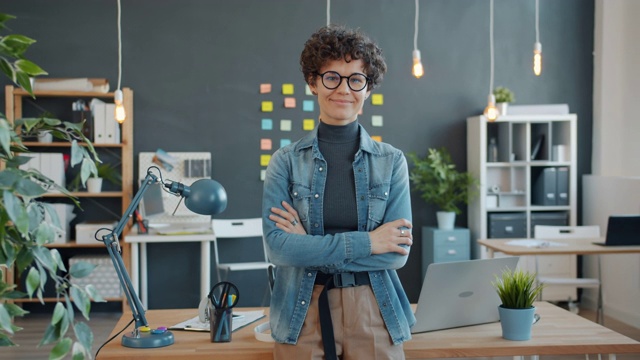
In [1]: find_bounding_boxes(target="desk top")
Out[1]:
[478,238,640,255]
[100,302,640,359]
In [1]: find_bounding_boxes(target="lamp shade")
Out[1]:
[183,179,228,215]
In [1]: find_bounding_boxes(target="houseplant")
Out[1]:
[493,86,515,116]
[407,147,479,229]
[0,13,103,359]
[492,268,544,340]
[70,162,122,193]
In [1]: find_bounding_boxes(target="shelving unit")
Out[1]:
[467,114,577,301]
[3,85,134,309]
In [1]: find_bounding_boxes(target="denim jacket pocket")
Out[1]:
[368,183,390,226]
[289,183,312,222]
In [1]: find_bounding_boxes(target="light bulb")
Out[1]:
[412,50,424,79]
[483,94,500,122]
[114,89,126,124]
[533,42,542,76]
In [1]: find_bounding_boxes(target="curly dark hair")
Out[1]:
[300,25,387,91]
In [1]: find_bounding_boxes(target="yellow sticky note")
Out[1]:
[284,97,296,108]
[303,119,315,131]
[260,138,272,150]
[371,94,383,105]
[261,101,273,112]
[282,84,294,95]
[260,83,272,94]
[371,135,382,142]
[260,154,271,166]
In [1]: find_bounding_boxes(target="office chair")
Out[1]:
[533,225,603,325]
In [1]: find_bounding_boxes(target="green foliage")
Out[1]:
[493,86,515,103]
[0,12,102,359]
[69,162,122,192]
[407,147,479,214]
[492,268,544,309]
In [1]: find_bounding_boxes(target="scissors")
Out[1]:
[208,281,239,309]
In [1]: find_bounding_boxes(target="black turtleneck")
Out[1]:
[317,120,359,235]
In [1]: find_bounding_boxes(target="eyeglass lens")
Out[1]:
[320,71,368,91]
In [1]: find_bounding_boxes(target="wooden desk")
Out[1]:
[126,231,217,308]
[478,238,640,258]
[99,302,640,359]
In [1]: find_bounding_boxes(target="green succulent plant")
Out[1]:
[492,268,544,309]
[493,86,515,103]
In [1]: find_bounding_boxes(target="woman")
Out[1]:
[262,25,415,359]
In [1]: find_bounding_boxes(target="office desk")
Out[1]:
[99,302,640,359]
[126,231,216,308]
[477,238,640,258]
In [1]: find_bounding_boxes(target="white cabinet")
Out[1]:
[466,114,577,301]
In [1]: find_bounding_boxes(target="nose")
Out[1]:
[336,77,351,93]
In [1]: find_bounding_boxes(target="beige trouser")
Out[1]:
[274,284,405,360]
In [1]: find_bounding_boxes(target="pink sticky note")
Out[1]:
[260,84,272,94]
[260,138,272,150]
[284,97,296,108]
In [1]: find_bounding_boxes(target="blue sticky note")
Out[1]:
[280,139,291,148]
[303,100,314,112]
[261,119,273,130]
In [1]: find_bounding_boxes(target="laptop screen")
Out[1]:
[605,215,640,246]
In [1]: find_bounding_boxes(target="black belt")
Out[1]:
[316,272,370,360]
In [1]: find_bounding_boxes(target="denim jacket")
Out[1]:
[262,124,415,345]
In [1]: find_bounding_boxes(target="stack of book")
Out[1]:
[32,78,109,93]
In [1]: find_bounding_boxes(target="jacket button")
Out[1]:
[384,192,388,196]
[301,301,306,305]
[314,223,319,228]
[307,273,312,277]
[293,192,298,197]
[314,194,319,198]
[319,167,323,172]
[360,196,365,200]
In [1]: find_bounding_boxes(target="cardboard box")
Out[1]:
[75,222,116,244]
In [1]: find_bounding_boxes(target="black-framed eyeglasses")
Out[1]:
[316,71,370,92]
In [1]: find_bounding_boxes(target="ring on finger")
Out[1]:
[291,219,299,226]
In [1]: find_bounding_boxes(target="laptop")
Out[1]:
[411,257,519,334]
[594,215,640,246]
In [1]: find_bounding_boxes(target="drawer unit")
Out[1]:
[488,212,527,238]
[422,227,470,280]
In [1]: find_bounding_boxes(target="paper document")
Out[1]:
[169,310,265,332]
[505,239,568,248]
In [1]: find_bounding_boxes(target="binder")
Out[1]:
[91,99,107,144]
[104,103,120,144]
[533,167,556,205]
[556,167,569,205]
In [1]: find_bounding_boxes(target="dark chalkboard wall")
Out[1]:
[1,0,594,308]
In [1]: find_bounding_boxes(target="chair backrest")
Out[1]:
[534,225,600,239]
[212,218,263,238]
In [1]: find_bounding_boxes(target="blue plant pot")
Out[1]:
[498,305,535,341]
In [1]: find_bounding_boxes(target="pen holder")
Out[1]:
[210,307,233,342]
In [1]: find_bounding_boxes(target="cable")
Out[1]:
[326,0,330,26]
[116,0,122,91]
[413,0,419,51]
[535,0,539,44]
[489,0,494,94]
[94,318,134,359]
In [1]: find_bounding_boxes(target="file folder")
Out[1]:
[533,167,556,205]
[556,167,569,205]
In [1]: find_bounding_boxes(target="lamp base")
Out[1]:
[122,330,174,348]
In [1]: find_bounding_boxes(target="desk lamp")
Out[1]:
[101,166,227,348]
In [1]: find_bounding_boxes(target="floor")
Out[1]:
[4,306,640,359]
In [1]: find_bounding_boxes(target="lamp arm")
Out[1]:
[102,170,159,329]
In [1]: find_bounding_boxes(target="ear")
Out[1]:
[308,80,319,96]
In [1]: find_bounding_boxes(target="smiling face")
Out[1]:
[309,58,371,126]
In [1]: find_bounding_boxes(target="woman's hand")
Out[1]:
[369,219,413,255]
[269,201,307,234]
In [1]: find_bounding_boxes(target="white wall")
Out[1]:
[584,0,640,328]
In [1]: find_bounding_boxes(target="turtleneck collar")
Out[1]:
[317,119,359,143]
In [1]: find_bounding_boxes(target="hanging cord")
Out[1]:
[535,0,540,43]
[489,0,494,94]
[413,0,419,51]
[116,0,122,91]
[326,0,330,26]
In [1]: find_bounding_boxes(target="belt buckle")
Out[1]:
[334,273,356,287]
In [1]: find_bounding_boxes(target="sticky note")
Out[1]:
[305,85,313,95]
[371,135,382,142]
[260,154,271,166]
[260,138,272,150]
[284,97,296,108]
[260,83,271,94]
[261,119,273,130]
[280,139,291,148]
[280,119,292,131]
[260,170,267,181]
[371,115,383,127]
[371,94,383,105]
[303,100,314,112]
[261,101,273,112]
[303,119,315,131]
[282,84,294,95]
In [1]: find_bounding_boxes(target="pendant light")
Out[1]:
[533,0,542,76]
[114,0,126,124]
[483,0,499,121]
[412,0,424,78]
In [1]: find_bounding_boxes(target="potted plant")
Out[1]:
[493,86,515,116]
[0,13,103,359]
[70,162,122,193]
[407,147,479,229]
[492,267,544,340]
